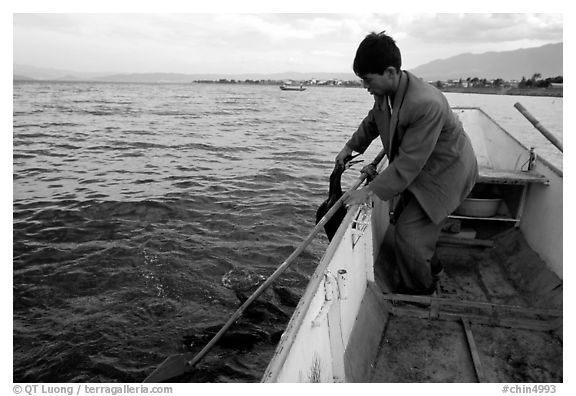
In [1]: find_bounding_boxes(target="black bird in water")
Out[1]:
[315,161,351,241]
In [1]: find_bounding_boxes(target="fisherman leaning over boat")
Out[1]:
[339,31,478,295]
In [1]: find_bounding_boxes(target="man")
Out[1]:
[339,31,478,295]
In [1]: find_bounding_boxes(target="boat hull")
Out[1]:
[262,107,562,383]
[453,108,563,277]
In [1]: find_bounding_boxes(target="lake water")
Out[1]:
[12,82,563,382]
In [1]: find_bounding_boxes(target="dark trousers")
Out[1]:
[391,191,442,294]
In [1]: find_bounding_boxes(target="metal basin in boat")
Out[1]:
[455,197,502,217]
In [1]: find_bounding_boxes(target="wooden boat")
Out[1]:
[262,107,563,383]
[280,84,306,91]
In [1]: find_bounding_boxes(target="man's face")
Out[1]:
[360,68,398,97]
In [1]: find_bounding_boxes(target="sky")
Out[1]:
[12,10,564,75]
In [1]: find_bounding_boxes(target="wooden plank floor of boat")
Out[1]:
[370,228,563,383]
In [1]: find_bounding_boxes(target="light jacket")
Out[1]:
[346,71,478,224]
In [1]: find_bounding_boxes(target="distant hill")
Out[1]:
[90,73,199,83]
[13,64,113,81]
[12,68,358,83]
[13,42,562,83]
[13,74,35,81]
[410,42,562,81]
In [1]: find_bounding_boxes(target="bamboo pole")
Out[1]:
[514,102,563,152]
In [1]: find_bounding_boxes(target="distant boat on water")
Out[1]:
[280,83,306,91]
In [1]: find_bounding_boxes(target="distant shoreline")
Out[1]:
[439,86,563,98]
[13,79,563,98]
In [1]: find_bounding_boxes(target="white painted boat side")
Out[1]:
[261,205,374,382]
[518,149,563,278]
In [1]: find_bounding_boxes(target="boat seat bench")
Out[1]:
[478,166,548,185]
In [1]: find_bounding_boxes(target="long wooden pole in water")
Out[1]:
[143,149,386,382]
[514,102,563,153]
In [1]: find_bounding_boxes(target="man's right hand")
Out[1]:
[335,144,353,166]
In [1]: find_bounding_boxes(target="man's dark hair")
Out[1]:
[353,31,402,77]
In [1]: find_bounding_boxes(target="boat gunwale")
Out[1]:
[452,106,563,178]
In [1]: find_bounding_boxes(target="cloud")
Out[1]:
[404,13,562,44]
[12,13,564,74]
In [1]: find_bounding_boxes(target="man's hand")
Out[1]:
[360,164,378,182]
[335,144,353,166]
[343,187,373,207]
